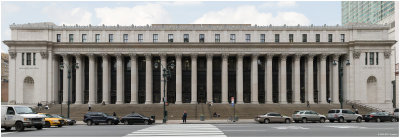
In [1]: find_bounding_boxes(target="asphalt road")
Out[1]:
[2,122,398,137]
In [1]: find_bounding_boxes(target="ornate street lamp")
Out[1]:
[60,61,79,118]
[154,59,175,124]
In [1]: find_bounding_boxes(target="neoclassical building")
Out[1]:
[4,22,396,110]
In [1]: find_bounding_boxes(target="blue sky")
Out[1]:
[1,1,342,53]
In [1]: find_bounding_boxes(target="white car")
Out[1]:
[1,105,45,131]
[327,109,362,123]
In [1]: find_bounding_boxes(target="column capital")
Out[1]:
[175,53,182,58]
[191,53,198,59]
[87,53,95,59]
[9,52,16,59]
[159,53,167,58]
[331,54,339,60]
[40,51,48,59]
[384,51,391,59]
[60,53,69,58]
[265,54,274,59]
[74,54,82,60]
[129,53,137,59]
[237,53,245,59]
[252,53,259,59]
[115,53,123,59]
[206,54,213,59]
[222,53,229,60]
[101,53,109,58]
[352,51,361,59]
[280,54,288,61]
[342,54,349,60]
[319,54,328,60]
[293,54,302,61]
[144,53,152,59]
[306,53,316,58]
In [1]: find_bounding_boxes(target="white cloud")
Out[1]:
[2,3,21,13]
[94,4,171,25]
[42,6,92,25]
[192,5,310,26]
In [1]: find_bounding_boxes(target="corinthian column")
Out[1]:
[130,54,138,104]
[307,54,315,104]
[206,54,213,103]
[159,53,167,104]
[75,54,84,104]
[236,54,244,104]
[175,54,182,104]
[320,54,328,104]
[145,54,153,104]
[101,54,110,104]
[221,53,229,104]
[265,54,273,104]
[62,54,69,104]
[116,54,124,104]
[88,54,96,104]
[280,54,288,104]
[293,54,301,104]
[332,54,339,104]
[251,54,259,104]
[191,54,198,104]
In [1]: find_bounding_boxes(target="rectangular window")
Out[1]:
[69,34,74,43]
[215,34,220,42]
[95,34,100,43]
[230,34,236,43]
[302,34,307,42]
[168,34,173,43]
[370,52,374,65]
[376,52,379,65]
[289,34,294,42]
[138,34,143,42]
[153,34,158,42]
[316,34,320,42]
[109,34,113,42]
[245,34,251,42]
[199,34,205,43]
[22,53,24,65]
[260,34,265,43]
[184,34,189,43]
[57,34,61,42]
[328,34,333,42]
[123,34,128,43]
[27,53,31,65]
[365,52,368,65]
[33,53,36,65]
[82,34,87,42]
[341,34,345,42]
[275,34,280,43]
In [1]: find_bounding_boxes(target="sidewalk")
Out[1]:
[76,119,256,125]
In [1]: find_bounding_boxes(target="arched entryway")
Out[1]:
[23,76,35,104]
[367,76,377,103]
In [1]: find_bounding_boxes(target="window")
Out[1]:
[6,107,14,115]
[69,34,74,43]
[109,34,113,42]
[328,34,333,42]
[260,34,265,43]
[57,34,61,42]
[27,53,31,65]
[153,34,158,42]
[199,34,205,43]
[302,34,307,42]
[275,34,279,43]
[123,34,128,43]
[341,34,345,42]
[316,34,320,42]
[376,52,379,65]
[22,53,24,65]
[184,34,189,43]
[138,34,143,42]
[365,52,368,65]
[168,34,173,43]
[289,34,294,42]
[370,52,374,65]
[215,34,220,42]
[245,34,251,42]
[82,34,87,42]
[230,34,236,43]
[33,53,36,65]
[95,34,100,43]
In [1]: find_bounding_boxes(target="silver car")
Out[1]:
[327,109,362,123]
[292,110,326,123]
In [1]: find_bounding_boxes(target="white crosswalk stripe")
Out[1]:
[125,124,226,137]
[1,132,15,135]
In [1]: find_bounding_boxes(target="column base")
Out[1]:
[130,101,138,104]
[190,101,197,104]
[74,101,83,104]
[293,101,302,104]
[116,101,124,104]
[175,101,182,104]
[265,101,274,104]
[62,101,68,104]
[236,101,244,104]
[144,101,152,104]
[279,101,288,104]
[88,101,96,104]
[333,101,340,104]
[105,101,111,104]
[251,101,259,104]
[319,102,328,104]
[221,101,229,104]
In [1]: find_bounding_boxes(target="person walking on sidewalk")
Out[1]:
[306,101,310,108]
[182,111,187,124]
[88,104,92,111]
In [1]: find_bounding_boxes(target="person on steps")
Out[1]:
[182,111,187,124]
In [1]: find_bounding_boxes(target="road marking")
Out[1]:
[125,124,226,137]
[325,125,367,129]
[273,126,310,130]
[1,132,15,135]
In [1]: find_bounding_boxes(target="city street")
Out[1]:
[2,122,398,137]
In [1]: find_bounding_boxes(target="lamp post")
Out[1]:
[60,62,79,119]
[338,59,350,109]
[154,59,175,124]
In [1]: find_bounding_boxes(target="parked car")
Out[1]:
[83,112,119,126]
[363,112,396,122]
[394,108,399,122]
[1,105,45,131]
[327,109,362,123]
[120,113,154,125]
[51,114,76,125]
[292,110,326,123]
[255,112,292,124]
[38,113,65,128]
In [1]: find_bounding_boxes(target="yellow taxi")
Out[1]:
[38,113,65,128]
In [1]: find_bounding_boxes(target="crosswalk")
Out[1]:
[125,124,226,137]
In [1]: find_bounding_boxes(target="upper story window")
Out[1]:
[109,34,114,42]
[138,34,143,42]
[316,34,320,42]
[33,53,36,65]
[302,34,307,42]
[215,34,220,42]
[26,53,31,65]
[184,34,189,43]
[260,34,265,43]
[123,34,128,43]
[22,53,24,65]
[275,34,279,43]
[57,34,61,42]
[95,34,100,43]
[69,34,74,43]
[168,34,173,43]
[340,34,345,42]
[230,34,236,43]
[245,34,251,42]
[369,52,374,65]
[328,34,333,42]
[153,34,158,43]
[289,34,294,42]
[82,34,87,42]
[199,34,205,43]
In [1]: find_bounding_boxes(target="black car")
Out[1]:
[363,112,396,122]
[83,112,119,125]
[120,113,154,125]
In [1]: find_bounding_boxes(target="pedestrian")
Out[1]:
[352,104,355,109]
[306,101,310,108]
[44,105,49,110]
[355,109,359,114]
[38,102,42,110]
[182,110,187,124]
[88,104,91,111]
[328,97,331,104]
[113,112,116,116]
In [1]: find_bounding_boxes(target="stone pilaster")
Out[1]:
[75,54,84,104]
[265,54,274,104]
[206,54,213,103]
[221,53,229,104]
[293,54,301,104]
[88,54,96,104]
[306,54,315,104]
[279,54,288,104]
[236,54,244,104]
[191,54,198,104]
[116,54,124,104]
[145,54,153,104]
[319,54,328,104]
[251,54,259,104]
[175,53,182,104]
[102,54,110,104]
[130,54,138,104]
